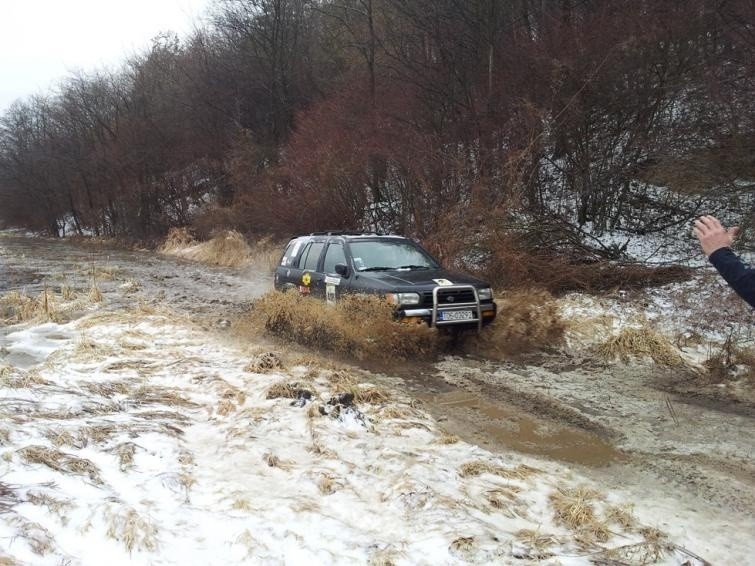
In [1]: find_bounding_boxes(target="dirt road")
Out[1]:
[2,233,754,562]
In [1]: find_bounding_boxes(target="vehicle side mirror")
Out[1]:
[335,263,349,277]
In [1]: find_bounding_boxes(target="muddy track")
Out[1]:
[2,233,754,535]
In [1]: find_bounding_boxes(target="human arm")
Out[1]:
[693,215,755,308]
[707,248,755,308]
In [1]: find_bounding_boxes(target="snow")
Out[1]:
[0,307,731,564]
[559,268,754,362]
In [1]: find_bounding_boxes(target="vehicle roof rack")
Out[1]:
[309,230,385,236]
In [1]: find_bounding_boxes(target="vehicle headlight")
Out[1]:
[386,292,420,306]
[477,288,492,301]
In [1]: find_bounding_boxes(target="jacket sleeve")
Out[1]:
[708,248,755,308]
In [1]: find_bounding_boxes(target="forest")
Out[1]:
[0,0,752,287]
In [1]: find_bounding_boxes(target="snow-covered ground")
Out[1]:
[1,231,754,565]
[0,304,727,565]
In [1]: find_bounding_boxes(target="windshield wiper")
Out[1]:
[359,266,394,272]
[396,265,431,270]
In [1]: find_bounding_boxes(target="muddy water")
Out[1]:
[421,390,620,466]
[363,356,621,467]
[0,233,272,319]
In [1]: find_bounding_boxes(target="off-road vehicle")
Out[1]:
[274,232,497,331]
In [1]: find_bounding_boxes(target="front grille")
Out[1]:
[420,289,478,307]
[437,288,476,304]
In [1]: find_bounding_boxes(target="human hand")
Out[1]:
[693,215,739,257]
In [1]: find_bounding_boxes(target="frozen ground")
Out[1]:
[1,233,754,564]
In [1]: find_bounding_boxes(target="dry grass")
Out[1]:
[604,503,636,529]
[113,442,137,471]
[514,529,561,560]
[248,235,284,272]
[549,485,611,544]
[309,440,338,460]
[467,289,565,357]
[131,386,197,408]
[18,445,102,483]
[485,486,522,509]
[0,288,61,324]
[81,423,118,443]
[1,370,51,389]
[597,327,685,366]
[81,379,134,398]
[160,228,252,268]
[596,527,670,565]
[73,336,117,360]
[352,386,389,404]
[231,496,253,512]
[220,385,246,406]
[245,351,284,373]
[160,226,195,251]
[459,460,540,480]
[377,406,412,420]
[105,505,159,553]
[60,284,76,300]
[216,399,236,415]
[326,371,390,404]
[88,279,104,303]
[266,380,313,404]
[368,547,405,566]
[179,471,196,493]
[263,451,292,470]
[246,290,437,360]
[0,481,19,512]
[704,333,755,383]
[449,536,475,553]
[44,428,87,449]
[26,491,73,514]
[8,517,55,555]
[77,262,119,281]
[120,280,141,294]
[316,472,342,495]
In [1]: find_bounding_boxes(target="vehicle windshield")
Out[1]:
[349,240,438,271]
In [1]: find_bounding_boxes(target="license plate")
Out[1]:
[439,310,474,321]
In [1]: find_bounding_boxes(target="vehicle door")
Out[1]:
[297,239,326,296]
[277,237,308,289]
[318,240,349,303]
[275,238,304,289]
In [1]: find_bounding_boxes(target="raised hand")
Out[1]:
[693,215,740,257]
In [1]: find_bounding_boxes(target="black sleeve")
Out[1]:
[708,247,755,308]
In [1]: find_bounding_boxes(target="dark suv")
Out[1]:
[274,232,497,330]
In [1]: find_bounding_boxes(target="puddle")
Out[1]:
[3,324,73,370]
[420,389,621,467]
[4,350,39,369]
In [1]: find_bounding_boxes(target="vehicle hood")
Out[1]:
[354,269,489,290]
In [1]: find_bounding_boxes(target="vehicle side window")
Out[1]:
[295,242,312,268]
[323,243,346,274]
[303,242,325,271]
[280,239,300,266]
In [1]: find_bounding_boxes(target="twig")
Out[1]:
[665,395,678,426]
